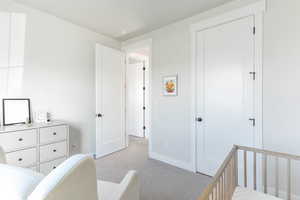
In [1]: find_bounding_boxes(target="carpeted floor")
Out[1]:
[95,136,211,200]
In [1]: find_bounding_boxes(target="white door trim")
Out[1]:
[122,39,152,151]
[190,0,266,172]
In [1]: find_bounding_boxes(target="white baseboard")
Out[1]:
[149,151,194,172]
[86,153,96,159]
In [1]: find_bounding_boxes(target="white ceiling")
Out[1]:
[15,0,232,41]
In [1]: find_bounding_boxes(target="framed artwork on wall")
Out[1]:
[162,75,178,96]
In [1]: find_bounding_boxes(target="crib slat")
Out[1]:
[227,166,230,200]
[225,167,228,200]
[223,173,225,200]
[287,159,291,200]
[263,154,268,193]
[230,160,232,199]
[234,151,238,187]
[253,152,257,190]
[244,150,247,187]
[213,186,215,200]
[223,174,225,200]
[275,157,279,197]
[229,159,234,199]
[228,165,231,200]
[223,172,225,200]
[217,180,220,200]
[220,175,222,200]
[221,174,224,200]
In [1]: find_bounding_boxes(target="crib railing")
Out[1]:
[198,145,300,200]
[198,146,238,200]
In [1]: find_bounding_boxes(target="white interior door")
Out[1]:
[196,16,256,176]
[126,62,144,137]
[96,44,125,158]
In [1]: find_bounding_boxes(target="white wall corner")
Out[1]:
[149,151,195,172]
[122,38,153,52]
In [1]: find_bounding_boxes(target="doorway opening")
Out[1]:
[123,39,152,149]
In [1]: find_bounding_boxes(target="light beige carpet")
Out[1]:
[95,137,211,200]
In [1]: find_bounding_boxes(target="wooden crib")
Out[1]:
[198,145,300,200]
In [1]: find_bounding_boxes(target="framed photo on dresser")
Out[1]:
[2,98,31,126]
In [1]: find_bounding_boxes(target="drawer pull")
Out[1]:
[53,132,57,136]
[53,149,57,152]
[18,158,23,162]
[18,138,23,142]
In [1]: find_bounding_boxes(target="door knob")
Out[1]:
[196,117,203,122]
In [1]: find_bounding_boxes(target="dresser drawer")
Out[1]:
[40,125,67,144]
[6,148,37,167]
[0,129,37,152]
[40,157,66,174]
[40,141,67,162]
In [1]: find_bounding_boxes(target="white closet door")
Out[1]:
[126,63,144,138]
[96,44,126,158]
[196,16,255,176]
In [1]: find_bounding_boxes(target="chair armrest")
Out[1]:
[118,171,140,200]
[28,155,98,200]
[0,164,44,200]
[0,146,6,164]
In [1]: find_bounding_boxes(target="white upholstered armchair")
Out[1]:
[0,147,140,200]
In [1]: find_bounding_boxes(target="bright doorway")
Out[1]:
[123,39,152,146]
[125,49,150,139]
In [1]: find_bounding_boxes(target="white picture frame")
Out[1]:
[2,99,31,126]
[162,75,178,96]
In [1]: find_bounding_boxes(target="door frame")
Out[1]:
[122,39,152,149]
[190,0,266,173]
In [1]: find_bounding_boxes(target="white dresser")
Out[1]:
[0,121,69,174]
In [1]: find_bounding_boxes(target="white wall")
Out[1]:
[263,2,300,196]
[1,2,121,154]
[263,0,300,155]
[123,0,300,171]
[0,0,10,9]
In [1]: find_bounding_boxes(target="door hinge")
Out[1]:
[143,86,146,90]
[253,26,256,35]
[143,106,146,110]
[249,72,256,80]
[143,126,146,130]
[249,118,256,127]
[143,67,146,71]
